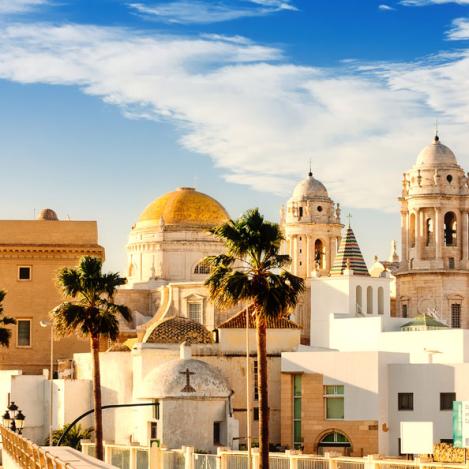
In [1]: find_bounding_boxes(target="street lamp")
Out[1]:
[2,402,26,434]
[40,319,54,445]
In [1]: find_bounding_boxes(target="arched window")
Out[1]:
[378,287,384,315]
[356,286,362,314]
[314,239,326,270]
[317,431,351,455]
[194,260,210,275]
[409,213,416,248]
[444,212,457,246]
[425,218,433,246]
[367,286,373,314]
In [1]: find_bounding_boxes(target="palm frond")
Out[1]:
[0,328,12,348]
[51,303,88,337]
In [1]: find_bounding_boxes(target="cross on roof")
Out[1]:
[180,368,196,393]
[347,213,352,227]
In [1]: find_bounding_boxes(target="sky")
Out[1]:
[1,0,469,273]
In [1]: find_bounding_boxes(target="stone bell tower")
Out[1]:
[280,170,343,343]
[396,134,469,327]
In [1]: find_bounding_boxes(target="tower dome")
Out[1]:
[292,171,329,200]
[415,136,458,168]
[36,208,58,221]
[137,187,229,228]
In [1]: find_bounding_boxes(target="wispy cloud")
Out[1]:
[400,0,469,6]
[378,4,395,11]
[0,23,468,211]
[128,0,297,24]
[447,17,469,39]
[0,0,48,14]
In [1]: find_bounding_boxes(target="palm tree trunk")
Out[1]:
[256,311,269,469]
[91,334,104,461]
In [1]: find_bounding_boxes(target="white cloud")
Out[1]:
[128,0,297,24]
[0,23,468,211]
[0,0,48,14]
[400,0,469,6]
[378,4,396,10]
[447,18,469,39]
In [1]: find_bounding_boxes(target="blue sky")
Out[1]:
[1,0,469,272]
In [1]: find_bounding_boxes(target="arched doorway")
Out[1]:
[317,430,351,456]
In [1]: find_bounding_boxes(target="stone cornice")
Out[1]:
[0,244,104,259]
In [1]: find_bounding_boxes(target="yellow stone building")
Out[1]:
[396,135,469,327]
[0,209,104,374]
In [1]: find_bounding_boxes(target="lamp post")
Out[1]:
[40,319,54,445]
[245,306,252,469]
[2,402,26,434]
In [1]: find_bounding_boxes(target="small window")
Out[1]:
[398,392,413,411]
[447,175,453,183]
[449,257,455,269]
[188,303,202,323]
[324,385,344,419]
[440,393,456,411]
[213,421,221,446]
[253,407,259,421]
[194,261,210,275]
[451,304,461,328]
[153,400,160,419]
[317,206,323,212]
[402,304,408,318]
[18,266,31,281]
[150,422,157,440]
[17,319,31,347]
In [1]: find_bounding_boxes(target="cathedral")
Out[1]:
[396,135,469,328]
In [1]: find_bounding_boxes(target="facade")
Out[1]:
[0,209,104,374]
[280,170,343,343]
[396,135,469,327]
[117,187,239,337]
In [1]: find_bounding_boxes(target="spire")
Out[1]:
[330,225,369,276]
[308,159,312,177]
[434,119,439,142]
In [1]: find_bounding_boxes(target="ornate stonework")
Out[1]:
[396,135,469,327]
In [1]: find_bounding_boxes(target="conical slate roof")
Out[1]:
[330,226,369,276]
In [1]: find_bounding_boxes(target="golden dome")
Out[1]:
[138,187,229,227]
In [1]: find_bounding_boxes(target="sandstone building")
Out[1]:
[396,135,469,327]
[0,209,104,374]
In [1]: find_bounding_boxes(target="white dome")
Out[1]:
[416,136,458,167]
[292,172,328,200]
[139,358,231,399]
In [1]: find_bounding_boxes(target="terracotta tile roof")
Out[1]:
[144,316,214,345]
[330,225,369,276]
[218,306,300,329]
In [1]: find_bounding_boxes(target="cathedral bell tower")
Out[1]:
[396,134,469,327]
[281,170,343,343]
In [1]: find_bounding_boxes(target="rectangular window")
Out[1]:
[188,303,202,323]
[253,360,258,401]
[150,422,157,440]
[17,319,31,347]
[402,304,408,318]
[452,304,461,328]
[449,257,455,269]
[18,266,31,281]
[293,375,302,449]
[398,392,413,411]
[440,392,456,411]
[253,407,259,421]
[324,385,344,420]
[213,421,221,446]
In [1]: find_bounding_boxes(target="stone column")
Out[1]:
[305,235,311,277]
[415,208,421,261]
[292,235,298,275]
[401,210,408,263]
[435,207,442,260]
[461,211,468,261]
[457,209,463,260]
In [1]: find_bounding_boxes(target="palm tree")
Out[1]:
[46,424,93,450]
[51,256,131,461]
[205,208,304,469]
[0,290,16,347]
